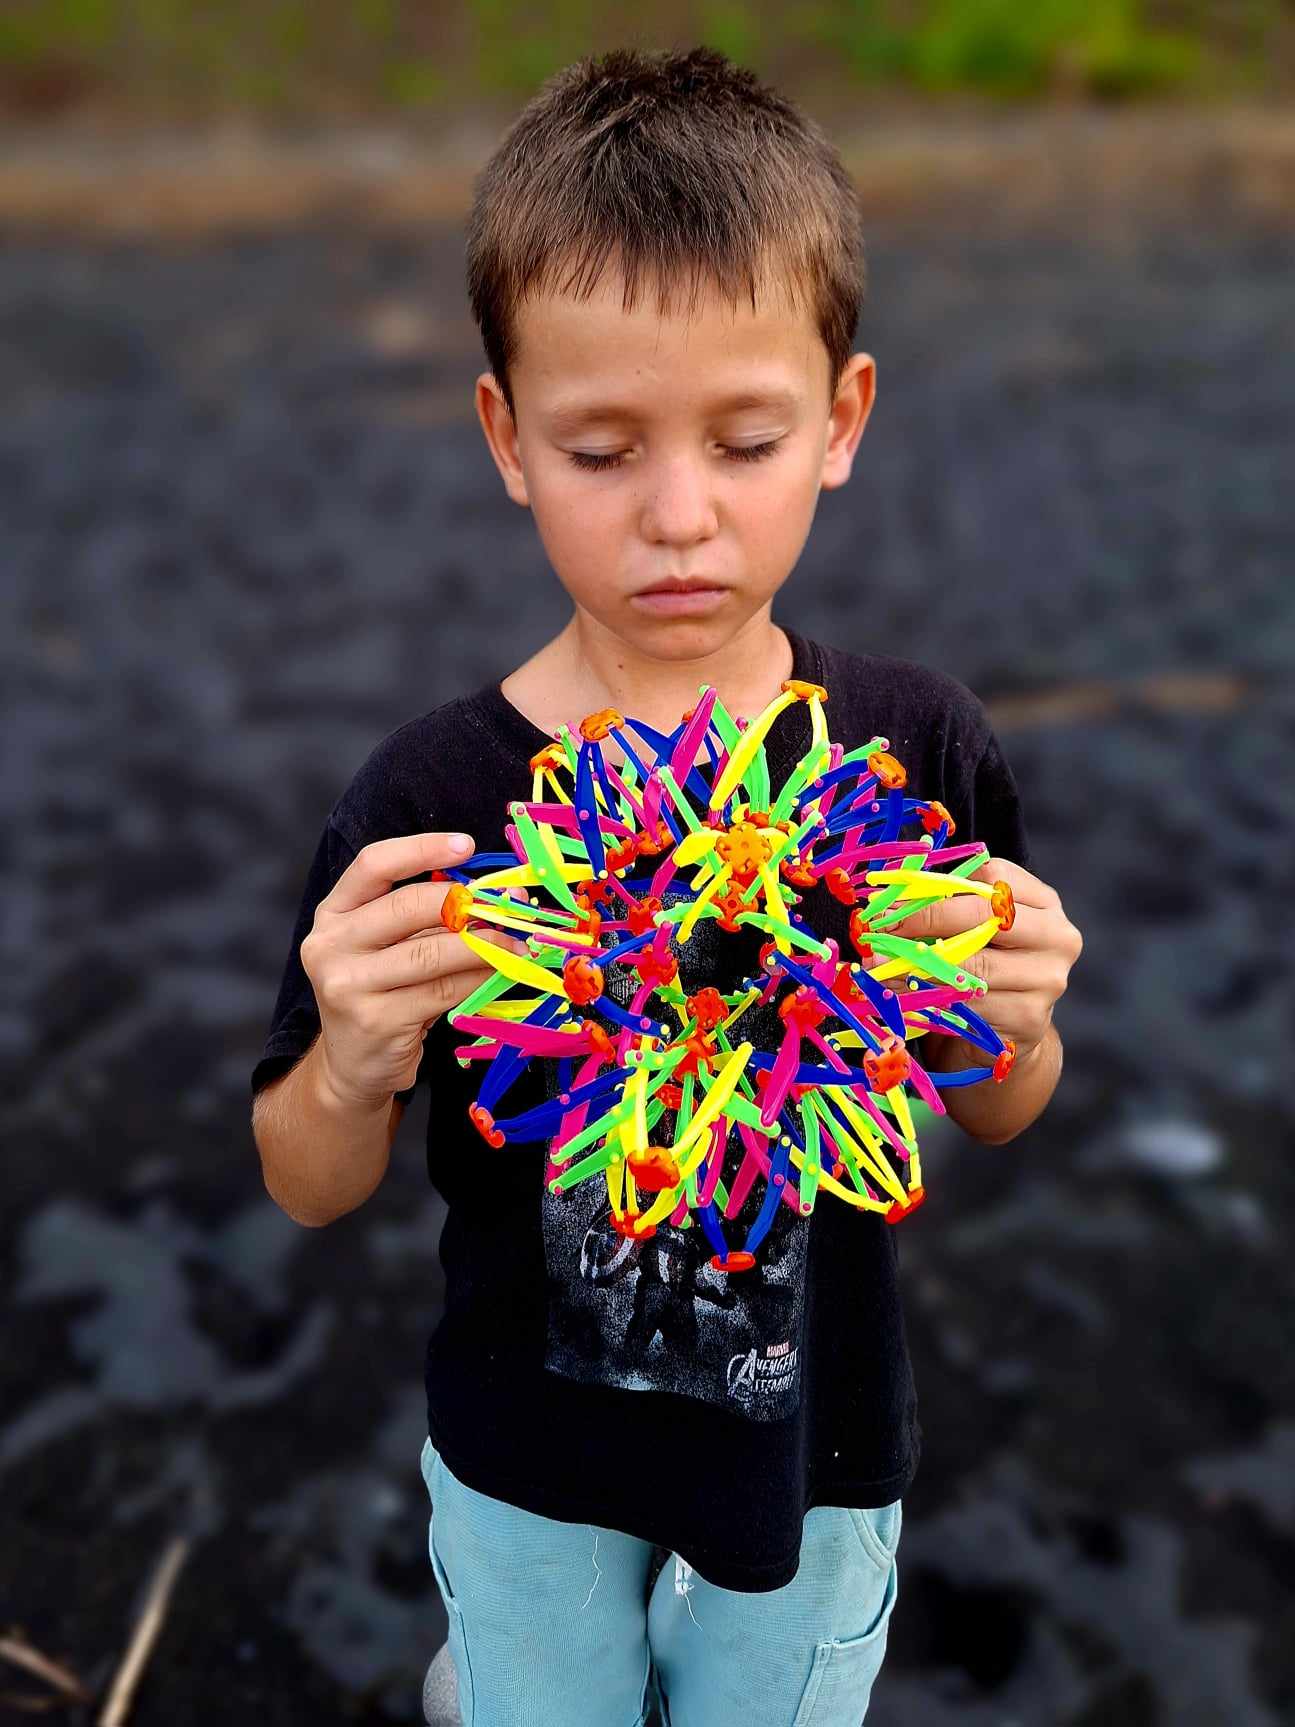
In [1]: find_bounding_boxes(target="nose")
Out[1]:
[639,452,719,547]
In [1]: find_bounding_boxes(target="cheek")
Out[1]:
[528,461,606,538]
[526,468,624,595]
[732,458,821,557]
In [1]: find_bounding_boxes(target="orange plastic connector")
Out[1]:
[920,800,956,835]
[584,1022,616,1062]
[779,985,829,1032]
[885,1186,926,1224]
[867,750,908,791]
[611,1212,656,1240]
[605,834,638,872]
[823,866,857,906]
[714,887,750,933]
[687,985,728,1031]
[563,953,604,1005]
[993,1040,1017,1083]
[780,679,828,704]
[633,946,678,989]
[576,877,615,908]
[831,961,869,1009]
[579,707,624,741]
[780,854,817,888]
[634,819,673,859]
[468,1103,505,1148]
[848,908,876,960]
[716,820,770,882]
[675,1031,717,1080]
[440,884,474,932]
[529,742,566,774]
[626,893,663,936]
[627,1145,681,1192]
[991,881,1016,932]
[864,1034,911,1091]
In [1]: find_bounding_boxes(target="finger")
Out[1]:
[373,959,519,1035]
[906,903,1050,953]
[960,993,1053,1049]
[325,832,477,915]
[341,877,460,951]
[406,924,530,958]
[884,891,994,943]
[885,901,976,941]
[324,832,483,918]
[978,997,1058,1031]
[354,925,526,996]
[345,871,540,953]
[950,950,1045,992]
[887,886,1046,950]
[969,857,1059,911]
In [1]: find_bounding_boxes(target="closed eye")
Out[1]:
[567,439,785,473]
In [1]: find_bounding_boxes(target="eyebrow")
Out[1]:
[545,387,802,433]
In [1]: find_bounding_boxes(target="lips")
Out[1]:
[635,580,725,596]
[629,585,729,614]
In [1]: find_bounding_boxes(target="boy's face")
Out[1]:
[476,261,874,662]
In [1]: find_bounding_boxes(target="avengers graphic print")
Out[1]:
[539,889,820,1422]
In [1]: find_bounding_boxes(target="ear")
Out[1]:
[819,353,876,492]
[475,372,530,508]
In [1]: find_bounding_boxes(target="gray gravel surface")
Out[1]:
[4,170,1293,1724]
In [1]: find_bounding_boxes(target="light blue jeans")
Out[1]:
[420,1436,901,1727]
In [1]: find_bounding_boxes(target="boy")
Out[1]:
[251,46,1082,1727]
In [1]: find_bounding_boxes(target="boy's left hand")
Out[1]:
[886,859,1083,1064]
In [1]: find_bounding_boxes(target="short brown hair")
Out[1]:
[466,46,865,420]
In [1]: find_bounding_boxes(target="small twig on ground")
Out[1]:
[988,669,1249,734]
[0,1631,90,1703]
[97,1536,189,1727]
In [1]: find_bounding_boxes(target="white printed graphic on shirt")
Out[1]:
[539,889,823,1422]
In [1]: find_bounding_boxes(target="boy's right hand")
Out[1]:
[300,832,528,1109]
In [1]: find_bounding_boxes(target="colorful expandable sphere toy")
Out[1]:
[443,678,1015,1273]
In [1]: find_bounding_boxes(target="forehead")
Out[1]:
[511,260,828,418]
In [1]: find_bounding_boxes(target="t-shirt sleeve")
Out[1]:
[250,817,421,1106]
[945,714,1033,873]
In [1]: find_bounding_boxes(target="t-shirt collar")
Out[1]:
[465,623,823,781]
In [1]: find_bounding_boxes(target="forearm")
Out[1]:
[252,1036,402,1226]
[923,1022,1062,1145]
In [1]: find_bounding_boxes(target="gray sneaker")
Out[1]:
[422,1645,460,1727]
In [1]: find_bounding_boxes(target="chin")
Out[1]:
[628,627,755,670]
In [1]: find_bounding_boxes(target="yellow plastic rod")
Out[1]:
[709,694,797,810]
[461,929,569,999]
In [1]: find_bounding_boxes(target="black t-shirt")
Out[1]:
[251,624,1031,1592]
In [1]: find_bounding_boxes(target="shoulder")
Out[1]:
[328,694,481,851]
[811,638,994,755]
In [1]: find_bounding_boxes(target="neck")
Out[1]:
[551,608,794,734]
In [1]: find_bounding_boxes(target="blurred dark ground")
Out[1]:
[4,100,1295,1727]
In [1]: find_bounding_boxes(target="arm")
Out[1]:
[253,1038,405,1227]
[923,1020,1063,1146]
[250,828,525,1229]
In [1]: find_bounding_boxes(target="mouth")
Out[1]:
[634,578,727,596]
[629,582,729,614]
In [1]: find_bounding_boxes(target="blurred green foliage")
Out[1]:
[0,0,1284,120]
[796,0,1233,97]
